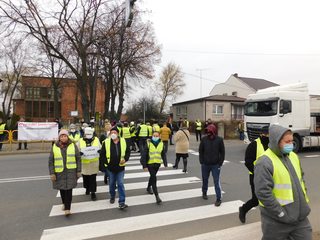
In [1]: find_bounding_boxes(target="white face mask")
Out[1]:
[70,129,76,133]
[110,133,118,140]
[85,134,93,139]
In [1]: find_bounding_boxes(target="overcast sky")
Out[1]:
[137,0,320,103]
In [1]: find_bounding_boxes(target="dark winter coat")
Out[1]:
[48,140,81,190]
[199,135,225,166]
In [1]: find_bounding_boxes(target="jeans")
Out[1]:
[201,164,222,200]
[107,169,125,204]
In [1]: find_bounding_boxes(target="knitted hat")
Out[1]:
[59,129,69,137]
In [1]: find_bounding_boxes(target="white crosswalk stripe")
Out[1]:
[43,151,258,240]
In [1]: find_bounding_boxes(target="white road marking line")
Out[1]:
[125,163,172,171]
[57,176,201,197]
[77,169,185,183]
[177,222,261,240]
[0,175,49,184]
[41,200,243,240]
[305,155,320,158]
[50,187,216,216]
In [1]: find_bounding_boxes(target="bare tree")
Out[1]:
[156,62,185,114]
[0,37,31,120]
[0,0,106,121]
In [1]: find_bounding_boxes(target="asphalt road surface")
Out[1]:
[0,138,319,240]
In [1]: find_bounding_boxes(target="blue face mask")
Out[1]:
[281,143,293,154]
[152,137,159,142]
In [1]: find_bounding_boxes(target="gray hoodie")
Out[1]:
[254,124,310,225]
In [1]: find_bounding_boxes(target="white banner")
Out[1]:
[81,146,100,159]
[18,122,59,141]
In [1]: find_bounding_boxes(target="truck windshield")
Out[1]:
[245,100,278,116]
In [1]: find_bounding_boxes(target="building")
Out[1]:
[172,73,279,122]
[209,73,279,98]
[13,76,105,122]
[172,95,246,122]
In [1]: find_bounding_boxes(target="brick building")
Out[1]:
[13,76,105,123]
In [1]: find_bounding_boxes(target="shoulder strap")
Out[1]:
[181,130,189,141]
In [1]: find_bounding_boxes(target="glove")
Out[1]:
[50,174,56,181]
[77,172,82,179]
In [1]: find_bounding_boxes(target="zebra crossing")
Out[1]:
[41,151,262,240]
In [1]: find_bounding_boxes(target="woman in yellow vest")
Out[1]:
[254,124,311,240]
[77,127,101,201]
[141,131,167,204]
[48,129,81,216]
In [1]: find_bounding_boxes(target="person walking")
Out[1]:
[135,121,149,154]
[239,127,269,223]
[173,121,190,173]
[254,124,311,240]
[129,121,137,151]
[199,124,225,206]
[141,131,167,204]
[160,122,171,166]
[68,123,81,143]
[238,120,245,140]
[195,119,202,142]
[77,127,101,201]
[99,127,130,209]
[0,117,8,151]
[48,129,81,216]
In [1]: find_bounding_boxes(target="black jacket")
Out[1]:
[244,136,269,174]
[99,138,130,173]
[199,135,225,166]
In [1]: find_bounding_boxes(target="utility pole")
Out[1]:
[196,68,211,97]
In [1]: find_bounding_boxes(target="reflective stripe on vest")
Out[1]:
[104,138,127,167]
[122,127,131,139]
[147,141,163,164]
[69,132,81,143]
[139,125,148,137]
[79,137,100,164]
[196,122,202,130]
[249,138,266,175]
[53,144,77,173]
[0,123,5,134]
[259,149,309,207]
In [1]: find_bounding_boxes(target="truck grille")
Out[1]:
[246,123,270,142]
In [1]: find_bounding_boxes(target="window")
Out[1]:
[213,105,223,114]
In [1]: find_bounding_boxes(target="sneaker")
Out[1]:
[202,193,208,200]
[119,203,128,209]
[64,210,72,216]
[215,200,222,207]
[91,192,97,201]
[109,198,115,204]
[155,195,162,205]
[239,206,246,223]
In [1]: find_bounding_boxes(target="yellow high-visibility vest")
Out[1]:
[79,137,100,164]
[196,121,202,131]
[153,124,160,132]
[69,132,81,143]
[53,144,77,173]
[258,149,309,207]
[139,124,148,137]
[147,141,163,164]
[0,123,6,135]
[249,138,266,174]
[130,126,136,137]
[122,127,131,139]
[104,138,127,167]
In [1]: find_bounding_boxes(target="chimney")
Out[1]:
[233,73,238,77]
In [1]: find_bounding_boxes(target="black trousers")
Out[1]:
[82,174,97,193]
[242,174,258,213]
[60,189,73,210]
[147,164,161,196]
[195,130,202,142]
[162,141,168,167]
[0,134,6,150]
[18,142,28,149]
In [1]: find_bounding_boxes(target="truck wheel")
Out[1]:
[293,135,301,153]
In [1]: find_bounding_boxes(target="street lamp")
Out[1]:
[196,68,211,97]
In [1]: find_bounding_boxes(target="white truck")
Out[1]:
[244,82,320,152]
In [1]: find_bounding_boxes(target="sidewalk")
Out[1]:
[0,142,52,155]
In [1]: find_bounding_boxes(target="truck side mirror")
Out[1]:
[280,100,292,114]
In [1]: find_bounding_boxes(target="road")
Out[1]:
[0,138,319,240]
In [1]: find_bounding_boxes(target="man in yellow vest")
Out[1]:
[254,124,311,240]
[195,119,202,142]
[77,127,101,201]
[0,118,8,151]
[99,127,130,209]
[136,120,149,154]
[239,126,269,223]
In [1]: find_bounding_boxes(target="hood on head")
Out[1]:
[268,124,291,154]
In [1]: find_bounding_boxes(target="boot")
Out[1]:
[182,158,187,173]
[146,187,153,195]
[91,192,97,201]
[85,189,90,195]
[155,195,162,204]
[173,158,180,169]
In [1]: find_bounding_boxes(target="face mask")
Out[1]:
[152,137,159,142]
[85,134,93,139]
[281,143,294,154]
[70,129,76,133]
[110,133,118,140]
